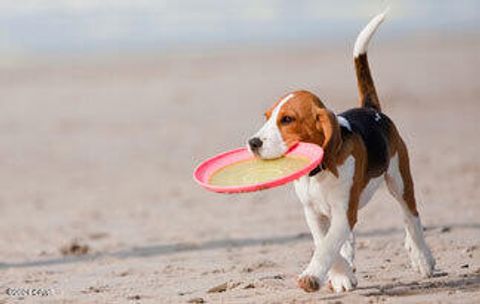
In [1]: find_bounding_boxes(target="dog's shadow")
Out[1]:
[0,222,478,270]
[357,272,480,297]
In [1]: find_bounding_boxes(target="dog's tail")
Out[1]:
[353,11,387,112]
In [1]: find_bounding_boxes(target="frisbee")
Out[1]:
[193,142,324,193]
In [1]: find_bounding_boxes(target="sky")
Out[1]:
[0,0,479,55]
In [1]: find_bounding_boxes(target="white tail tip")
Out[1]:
[353,10,388,58]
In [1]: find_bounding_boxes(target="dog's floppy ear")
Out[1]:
[315,108,342,176]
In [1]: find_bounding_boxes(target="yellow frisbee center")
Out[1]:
[209,155,310,187]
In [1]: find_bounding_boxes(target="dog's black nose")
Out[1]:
[248,137,263,150]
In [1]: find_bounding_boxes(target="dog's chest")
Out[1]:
[295,156,355,215]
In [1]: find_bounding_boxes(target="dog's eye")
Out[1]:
[280,115,294,125]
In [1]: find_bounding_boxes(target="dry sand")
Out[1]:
[0,34,479,303]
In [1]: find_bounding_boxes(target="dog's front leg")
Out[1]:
[298,205,351,292]
[294,177,330,292]
[294,177,330,248]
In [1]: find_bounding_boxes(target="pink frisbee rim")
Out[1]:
[193,142,324,194]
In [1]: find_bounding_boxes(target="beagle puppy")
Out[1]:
[247,12,435,293]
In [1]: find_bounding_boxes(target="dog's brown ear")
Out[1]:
[315,108,342,176]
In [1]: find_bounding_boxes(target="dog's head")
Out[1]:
[247,90,342,162]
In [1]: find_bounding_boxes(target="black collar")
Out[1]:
[309,163,326,177]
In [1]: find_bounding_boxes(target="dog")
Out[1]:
[247,12,435,293]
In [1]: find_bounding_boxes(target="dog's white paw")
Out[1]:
[327,268,357,292]
[297,262,328,293]
[405,237,435,277]
[297,274,321,292]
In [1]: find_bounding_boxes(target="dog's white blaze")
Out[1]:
[250,93,294,159]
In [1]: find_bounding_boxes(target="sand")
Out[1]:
[0,34,479,303]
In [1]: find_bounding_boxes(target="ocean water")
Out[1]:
[0,0,479,55]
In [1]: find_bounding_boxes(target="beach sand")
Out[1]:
[0,35,479,303]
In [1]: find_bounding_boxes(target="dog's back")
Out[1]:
[339,108,392,177]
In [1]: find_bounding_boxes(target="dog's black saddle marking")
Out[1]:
[338,108,392,177]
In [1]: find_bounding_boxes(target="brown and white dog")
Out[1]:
[247,12,435,293]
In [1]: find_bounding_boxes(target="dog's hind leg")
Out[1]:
[385,145,435,277]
